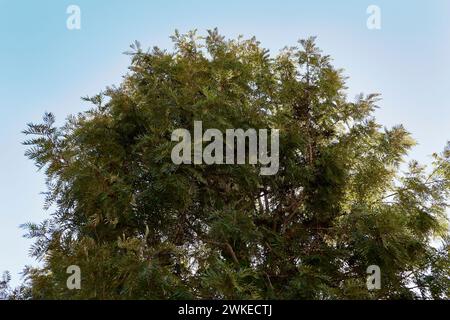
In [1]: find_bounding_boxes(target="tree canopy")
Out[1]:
[4,29,450,300]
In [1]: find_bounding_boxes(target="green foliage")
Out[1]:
[12,29,450,299]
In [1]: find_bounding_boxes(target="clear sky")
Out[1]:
[1,0,449,286]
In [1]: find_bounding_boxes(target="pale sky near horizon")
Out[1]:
[1,0,449,286]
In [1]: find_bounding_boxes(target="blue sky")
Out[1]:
[1,0,449,286]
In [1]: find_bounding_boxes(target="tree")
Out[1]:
[16,29,450,299]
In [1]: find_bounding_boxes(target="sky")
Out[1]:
[1,0,449,286]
